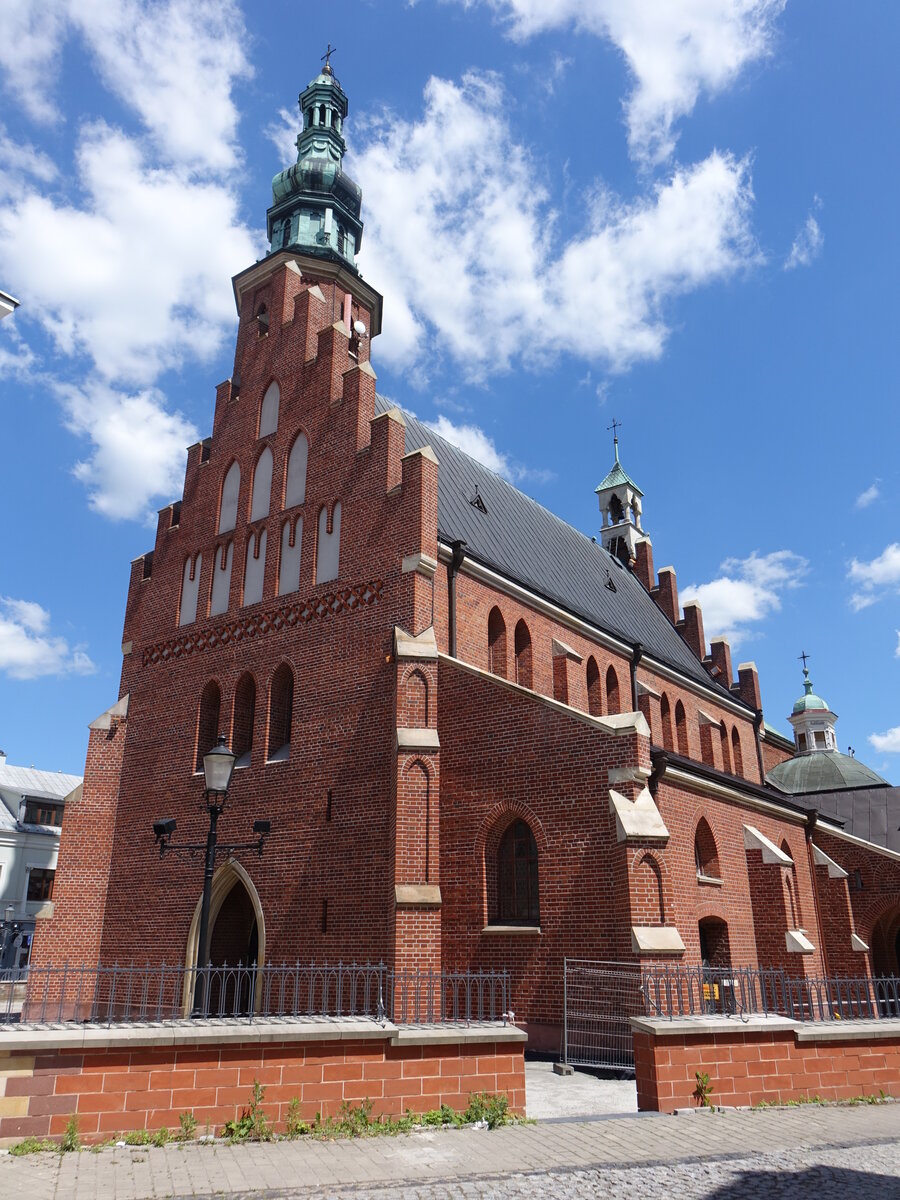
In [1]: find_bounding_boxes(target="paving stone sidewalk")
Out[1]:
[2,1103,899,1200]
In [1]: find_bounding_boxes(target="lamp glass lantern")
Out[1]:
[202,734,237,797]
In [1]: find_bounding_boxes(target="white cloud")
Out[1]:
[848,543,900,612]
[429,415,514,478]
[895,631,900,659]
[0,123,259,384]
[353,72,759,379]
[785,212,823,270]
[680,549,808,645]
[855,480,880,509]
[0,0,67,122]
[0,596,95,681]
[0,125,58,200]
[0,1,250,171]
[426,415,555,485]
[452,0,785,164]
[869,725,900,755]
[0,2,257,522]
[59,381,199,523]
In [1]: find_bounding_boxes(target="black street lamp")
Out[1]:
[1,904,22,974]
[152,735,271,1015]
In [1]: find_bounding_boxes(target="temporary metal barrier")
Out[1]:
[563,959,643,1075]
[5,961,511,1028]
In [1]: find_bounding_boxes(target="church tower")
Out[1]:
[595,425,645,565]
[267,53,363,273]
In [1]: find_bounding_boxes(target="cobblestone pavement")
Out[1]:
[2,1105,899,1200]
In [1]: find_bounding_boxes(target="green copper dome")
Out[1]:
[767,751,889,795]
[791,666,829,715]
[267,60,364,273]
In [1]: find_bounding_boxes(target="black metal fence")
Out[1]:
[4,961,511,1028]
[641,962,900,1023]
[563,959,900,1075]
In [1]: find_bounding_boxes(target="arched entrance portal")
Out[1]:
[183,860,266,1016]
[209,883,258,969]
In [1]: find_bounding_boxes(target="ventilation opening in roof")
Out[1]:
[469,486,488,515]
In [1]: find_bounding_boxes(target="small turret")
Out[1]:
[594,420,644,565]
[788,654,837,754]
[267,49,364,273]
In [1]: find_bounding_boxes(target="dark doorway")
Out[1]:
[872,907,900,978]
[204,880,258,1016]
[698,917,734,1014]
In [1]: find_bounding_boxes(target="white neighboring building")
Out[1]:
[0,753,82,971]
[0,290,19,321]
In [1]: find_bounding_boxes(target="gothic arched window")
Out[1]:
[496,820,540,925]
[586,657,602,716]
[488,607,507,678]
[514,620,532,688]
[267,664,294,762]
[606,665,621,714]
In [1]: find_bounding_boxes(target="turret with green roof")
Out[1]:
[267,51,364,273]
[594,422,645,565]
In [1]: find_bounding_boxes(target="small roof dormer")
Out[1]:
[595,420,644,566]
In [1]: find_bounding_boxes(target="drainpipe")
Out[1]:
[630,642,643,713]
[447,540,467,658]
[648,748,668,799]
[753,708,766,785]
[804,809,830,977]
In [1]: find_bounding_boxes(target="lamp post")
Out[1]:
[152,735,271,1015]
[1,904,20,974]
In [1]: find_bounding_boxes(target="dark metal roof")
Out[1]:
[778,786,900,855]
[382,397,746,707]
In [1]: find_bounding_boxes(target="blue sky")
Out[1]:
[1,1,898,779]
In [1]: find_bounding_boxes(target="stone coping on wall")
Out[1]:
[631,1014,900,1041]
[631,1014,798,1037]
[0,1017,526,1053]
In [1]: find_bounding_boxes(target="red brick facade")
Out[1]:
[31,246,900,1048]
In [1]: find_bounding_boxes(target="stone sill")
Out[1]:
[631,1014,900,1043]
[696,874,723,887]
[632,1014,798,1037]
[481,925,541,936]
[0,1016,525,1054]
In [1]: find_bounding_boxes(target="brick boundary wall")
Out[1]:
[0,1021,526,1146]
[632,1015,900,1112]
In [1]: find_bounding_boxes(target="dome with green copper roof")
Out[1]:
[767,751,888,795]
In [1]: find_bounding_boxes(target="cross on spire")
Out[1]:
[321,43,337,72]
[607,417,621,441]
[798,650,810,673]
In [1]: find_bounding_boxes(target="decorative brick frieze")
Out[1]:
[141,579,385,666]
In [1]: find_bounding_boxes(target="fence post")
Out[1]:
[563,958,568,1066]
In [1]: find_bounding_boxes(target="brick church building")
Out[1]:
[34,62,900,1047]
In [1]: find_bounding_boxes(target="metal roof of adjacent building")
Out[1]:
[385,398,744,706]
[0,762,82,803]
[766,750,888,796]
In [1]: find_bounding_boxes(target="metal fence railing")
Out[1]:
[640,962,900,1023]
[3,961,512,1028]
[563,959,900,1075]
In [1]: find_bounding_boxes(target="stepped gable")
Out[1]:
[381,396,744,705]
